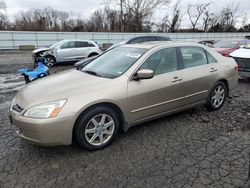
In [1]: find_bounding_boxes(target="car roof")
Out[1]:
[122,41,204,49]
[61,39,93,42]
[129,35,169,39]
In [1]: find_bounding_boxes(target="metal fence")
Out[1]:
[0,31,250,49]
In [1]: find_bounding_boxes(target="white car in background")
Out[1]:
[229,44,250,78]
[32,40,101,67]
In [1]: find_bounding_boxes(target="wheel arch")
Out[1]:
[45,54,56,60]
[44,54,57,65]
[72,102,128,143]
[217,79,229,96]
[88,52,99,58]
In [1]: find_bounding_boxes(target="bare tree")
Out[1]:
[219,4,240,31]
[187,2,211,31]
[241,12,248,28]
[0,0,8,29]
[105,0,169,32]
[163,0,183,32]
[202,10,216,32]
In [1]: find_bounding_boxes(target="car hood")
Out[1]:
[14,69,111,109]
[32,47,50,54]
[229,48,250,58]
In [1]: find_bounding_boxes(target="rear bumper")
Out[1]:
[10,110,74,146]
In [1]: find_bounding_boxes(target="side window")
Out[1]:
[76,41,89,48]
[143,37,157,42]
[88,42,95,47]
[206,51,217,63]
[158,36,170,41]
[180,47,208,68]
[61,41,75,49]
[140,47,178,75]
[130,38,144,44]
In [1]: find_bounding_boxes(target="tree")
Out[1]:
[162,0,183,32]
[187,1,211,31]
[0,0,8,30]
[219,5,240,31]
[105,0,169,32]
[208,3,240,32]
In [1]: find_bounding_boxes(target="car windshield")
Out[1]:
[214,40,239,48]
[81,47,146,78]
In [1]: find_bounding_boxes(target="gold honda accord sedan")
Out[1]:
[9,42,238,150]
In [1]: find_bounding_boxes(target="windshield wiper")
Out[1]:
[82,70,103,77]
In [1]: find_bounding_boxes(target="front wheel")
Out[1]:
[206,81,227,111]
[74,106,120,150]
[44,55,56,67]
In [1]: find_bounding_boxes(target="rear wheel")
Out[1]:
[74,106,119,150]
[206,81,227,111]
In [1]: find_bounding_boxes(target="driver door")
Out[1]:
[127,47,186,123]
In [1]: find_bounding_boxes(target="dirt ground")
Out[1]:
[0,52,250,188]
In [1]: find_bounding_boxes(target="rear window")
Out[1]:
[214,40,239,48]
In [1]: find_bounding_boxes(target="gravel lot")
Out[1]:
[0,52,250,188]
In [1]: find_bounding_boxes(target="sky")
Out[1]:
[3,0,250,28]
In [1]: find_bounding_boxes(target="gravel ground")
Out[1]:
[0,52,250,188]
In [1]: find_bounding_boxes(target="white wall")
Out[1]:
[0,31,249,49]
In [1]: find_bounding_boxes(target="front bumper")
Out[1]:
[9,110,75,146]
[239,71,250,79]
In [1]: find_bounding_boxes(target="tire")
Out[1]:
[206,81,228,111]
[74,106,120,151]
[44,55,56,67]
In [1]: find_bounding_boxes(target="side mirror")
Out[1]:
[134,69,154,80]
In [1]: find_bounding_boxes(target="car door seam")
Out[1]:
[131,90,208,113]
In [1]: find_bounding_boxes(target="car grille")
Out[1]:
[12,104,24,113]
[233,57,250,72]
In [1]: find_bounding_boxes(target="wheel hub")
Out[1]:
[85,114,115,146]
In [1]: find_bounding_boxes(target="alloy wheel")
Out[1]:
[211,85,225,108]
[45,57,55,67]
[84,114,115,146]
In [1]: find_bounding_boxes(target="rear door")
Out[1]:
[177,46,220,105]
[127,47,186,123]
[75,41,93,59]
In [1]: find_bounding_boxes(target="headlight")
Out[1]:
[24,99,67,119]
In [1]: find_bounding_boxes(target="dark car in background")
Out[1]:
[214,39,249,57]
[75,36,171,69]
[108,35,171,50]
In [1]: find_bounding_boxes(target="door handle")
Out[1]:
[210,67,217,72]
[171,77,183,82]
